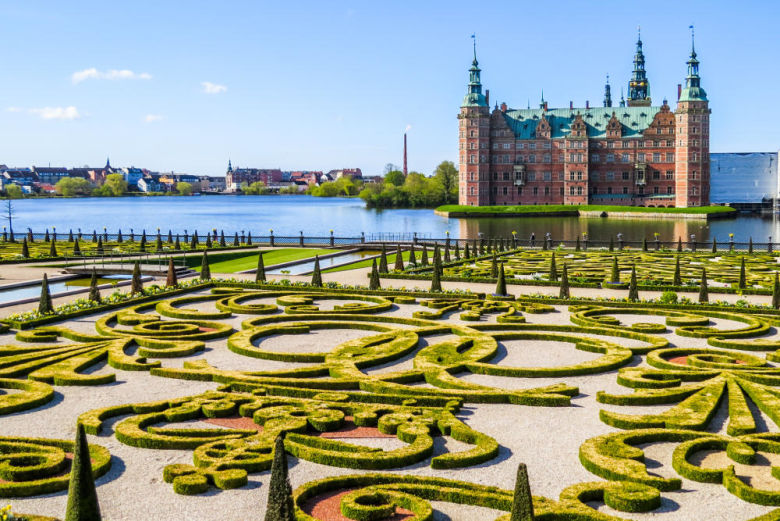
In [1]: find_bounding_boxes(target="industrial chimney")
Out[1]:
[403,133,408,175]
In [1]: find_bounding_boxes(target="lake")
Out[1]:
[5,195,780,242]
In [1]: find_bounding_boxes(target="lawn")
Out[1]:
[195,248,339,273]
[323,251,413,273]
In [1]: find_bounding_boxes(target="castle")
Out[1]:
[458,31,710,208]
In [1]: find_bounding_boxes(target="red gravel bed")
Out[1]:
[301,489,414,521]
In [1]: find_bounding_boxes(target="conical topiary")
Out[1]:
[233,233,239,247]
[205,235,212,249]
[174,235,181,250]
[642,238,648,252]
[510,463,534,521]
[38,273,53,314]
[444,243,451,262]
[139,231,147,252]
[200,251,211,280]
[219,231,226,248]
[773,272,780,310]
[430,261,442,292]
[168,230,173,243]
[673,256,682,286]
[50,238,58,257]
[677,237,683,252]
[608,237,614,252]
[421,245,429,266]
[749,237,754,254]
[712,237,717,253]
[73,239,81,256]
[628,265,639,302]
[264,434,294,521]
[699,267,709,303]
[116,230,122,243]
[166,258,178,287]
[378,244,388,274]
[96,238,103,255]
[369,259,381,290]
[156,234,162,251]
[738,257,747,289]
[454,242,460,260]
[21,237,29,258]
[548,252,558,282]
[408,244,417,266]
[575,237,581,251]
[131,261,143,294]
[64,423,102,521]
[610,257,619,283]
[247,232,252,245]
[256,252,266,282]
[491,253,498,278]
[88,269,101,304]
[559,264,570,299]
[495,262,507,296]
[191,232,199,250]
[394,245,404,271]
[311,256,323,287]
[464,243,470,259]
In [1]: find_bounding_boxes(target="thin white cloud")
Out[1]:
[201,81,227,94]
[144,114,164,123]
[72,68,152,84]
[29,106,81,120]
[6,107,23,113]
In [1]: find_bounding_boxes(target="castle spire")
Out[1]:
[627,27,651,106]
[461,34,487,107]
[539,89,545,109]
[619,87,626,107]
[227,159,233,173]
[679,25,707,102]
[603,74,612,107]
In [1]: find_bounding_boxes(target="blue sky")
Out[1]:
[1,0,777,176]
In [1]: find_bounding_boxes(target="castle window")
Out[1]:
[517,186,522,195]
[529,155,536,163]
[666,153,674,162]
[607,172,615,180]
[517,143,525,149]
[656,128,661,135]
[503,186,508,195]
[569,172,575,181]
[622,153,630,163]
[570,186,575,195]
[544,186,550,195]
[470,131,476,137]
[560,187,564,196]
[543,154,551,163]
[691,187,698,195]
[577,153,583,162]
[666,170,674,180]
[470,155,476,164]
[543,172,552,181]
[533,187,538,195]
[637,153,645,162]
[592,154,600,162]
[558,172,565,181]
[529,143,537,149]
[653,153,661,162]
[653,186,659,194]
[516,155,524,162]
[591,172,599,181]
[528,173,536,181]
[559,154,565,162]
[653,172,660,180]
[607,187,613,194]
[470,187,475,195]
[503,172,510,181]
[577,171,583,181]
[692,171,698,180]
[577,186,583,195]
[608,141,615,148]
[503,143,511,149]
[493,143,499,150]
[606,154,615,162]
[623,187,629,194]
[622,172,629,180]
[543,142,552,149]
[667,186,673,194]
[692,153,698,161]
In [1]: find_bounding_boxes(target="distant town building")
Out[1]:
[33,166,70,185]
[459,31,710,208]
[326,168,363,179]
[225,160,283,192]
[137,176,161,193]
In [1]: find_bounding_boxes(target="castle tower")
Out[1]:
[603,75,612,107]
[628,29,651,107]
[674,28,710,207]
[458,38,491,206]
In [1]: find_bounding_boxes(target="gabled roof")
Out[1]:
[502,105,662,139]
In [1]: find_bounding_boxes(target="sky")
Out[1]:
[0,0,778,177]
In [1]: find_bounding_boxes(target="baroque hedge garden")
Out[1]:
[4,275,780,520]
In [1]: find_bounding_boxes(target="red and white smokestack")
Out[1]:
[403,133,408,175]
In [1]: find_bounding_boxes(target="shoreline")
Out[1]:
[435,204,737,221]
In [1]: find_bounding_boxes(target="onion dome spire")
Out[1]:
[679,25,708,102]
[462,34,487,107]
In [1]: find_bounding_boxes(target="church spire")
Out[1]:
[619,87,625,107]
[603,74,612,107]
[461,34,487,107]
[627,27,651,106]
[227,159,233,173]
[679,25,707,102]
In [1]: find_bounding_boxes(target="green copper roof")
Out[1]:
[679,86,707,102]
[502,105,662,139]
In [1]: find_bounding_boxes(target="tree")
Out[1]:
[394,245,404,271]
[773,272,780,310]
[38,273,53,314]
[408,244,417,266]
[738,257,747,289]
[131,262,143,294]
[673,256,682,285]
[510,463,534,521]
[242,181,268,195]
[433,160,458,204]
[101,174,128,197]
[166,258,178,287]
[49,238,58,257]
[88,269,101,304]
[628,265,639,302]
[256,252,266,282]
[384,170,405,187]
[383,163,401,175]
[430,261,442,292]
[55,177,92,196]
[5,184,23,199]
[311,256,323,287]
[421,245,429,266]
[369,259,381,290]
[549,253,558,282]
[200,251,211,280]
[176,181,193,196]
[264,434,295,521]
[610,256,619,283]
[699,267,709,303]
[378,245,388,274]
[495,262,507,296]
[559,264,570,299]
[4,199,16,241]
[65,423,102,521]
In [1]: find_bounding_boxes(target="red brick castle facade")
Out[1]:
[458,31,710,208]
